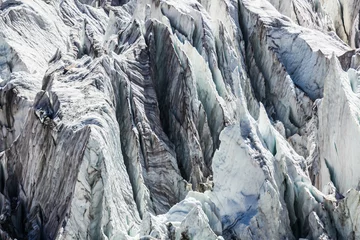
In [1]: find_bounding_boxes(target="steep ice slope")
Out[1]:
[318,55,360,193]
[240,0,351,134]
[1,0,360,239]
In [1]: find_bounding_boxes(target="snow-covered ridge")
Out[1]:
[0,0,360,239]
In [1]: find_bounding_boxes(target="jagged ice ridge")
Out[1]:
[1,0,360,239]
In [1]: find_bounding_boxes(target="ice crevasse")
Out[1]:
[1,0,360,239]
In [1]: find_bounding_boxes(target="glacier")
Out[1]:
[1,0,360,239]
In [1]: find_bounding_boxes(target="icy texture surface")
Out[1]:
[1,0,360,239]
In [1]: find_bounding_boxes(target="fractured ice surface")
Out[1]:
[1,0,360,239]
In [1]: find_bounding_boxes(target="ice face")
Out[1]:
[1,0,360,239]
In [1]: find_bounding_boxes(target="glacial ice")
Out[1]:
[1,0,360,239]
